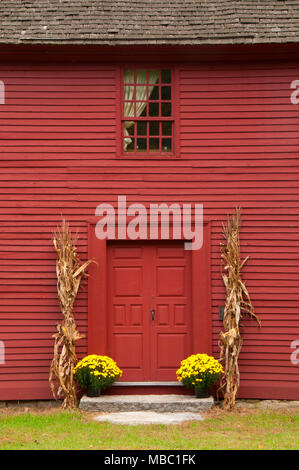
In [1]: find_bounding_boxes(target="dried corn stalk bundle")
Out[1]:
[218,208,261,409]
[49,220,95,409]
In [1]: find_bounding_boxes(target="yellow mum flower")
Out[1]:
[176,353,223,391]
[73,354,123,393]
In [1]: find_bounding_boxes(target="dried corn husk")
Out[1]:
[49,220,95,409]
[217,208,261,409]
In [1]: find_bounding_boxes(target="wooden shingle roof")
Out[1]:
[1,0,299,45]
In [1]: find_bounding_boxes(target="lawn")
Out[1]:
[0,405,298,450]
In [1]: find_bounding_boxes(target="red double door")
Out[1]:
[107,241,192,381]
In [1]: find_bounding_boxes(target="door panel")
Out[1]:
[107,243,150,381]
[113,334,144,369]
[114,266,143,296]
[156,333,188,368]
[107,241,191,381]
[151,243,191,380]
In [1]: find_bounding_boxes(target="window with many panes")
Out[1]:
[121,68,174,156]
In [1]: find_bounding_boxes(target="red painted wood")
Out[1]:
[151,243,191,380]
[192,223,212,356]
[107,241,151,381]
[2,43,299,64]
[88,229,107,356]
[0,55,298,401]
[107,241,192,382]
[104,386,193,396]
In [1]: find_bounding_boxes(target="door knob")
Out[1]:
[151,309,155,321]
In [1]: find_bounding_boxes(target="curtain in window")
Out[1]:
[124,70,159,151]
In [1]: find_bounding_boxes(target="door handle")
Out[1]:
[151,309,155,321]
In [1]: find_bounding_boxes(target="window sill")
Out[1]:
[118,153,179,159]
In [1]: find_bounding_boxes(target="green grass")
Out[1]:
[0,406,298,450]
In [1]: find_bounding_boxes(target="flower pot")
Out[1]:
[194,387,210,398]
[86,386,101,397]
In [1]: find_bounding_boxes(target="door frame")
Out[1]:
[87,219,212,362]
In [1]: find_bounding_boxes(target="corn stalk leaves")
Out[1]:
[217,208,261,410]
[49,220,96,409]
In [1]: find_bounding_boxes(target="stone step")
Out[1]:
[79,394,214,413]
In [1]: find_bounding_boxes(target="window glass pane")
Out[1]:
[161,69,171,83]
[124,101,135,117]
[149,70,159,84]
[162,122,172,136]
[124,86,134,101]
[136,85,147,100]
[149,86,159,100]
[136,70,147,84]
[149,102,159,117]
[161,102,171,117]
[137,102,147,117]
[149,121,159,136]
[137,121,147,136]
[124,69,134,84]
[161,86,171,100]
[124,121,135,136]
[137,138,147,151]
[162,138,172,152]
[125,137,135,152]
[149,138,159,151]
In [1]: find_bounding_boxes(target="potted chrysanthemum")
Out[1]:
[176,353,224,398]
[73,354,122,397]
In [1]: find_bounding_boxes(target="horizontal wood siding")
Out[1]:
[180,64,299,399]
[0,61,298,400]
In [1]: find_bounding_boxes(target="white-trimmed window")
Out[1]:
[121,68,175,156]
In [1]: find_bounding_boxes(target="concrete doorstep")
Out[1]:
[79,394,213,424]
[93,411,204,425]
[79,394,214,413]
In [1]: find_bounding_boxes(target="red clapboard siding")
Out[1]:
[0,60,299,401]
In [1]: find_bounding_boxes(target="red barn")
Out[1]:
[0,0,298,402]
